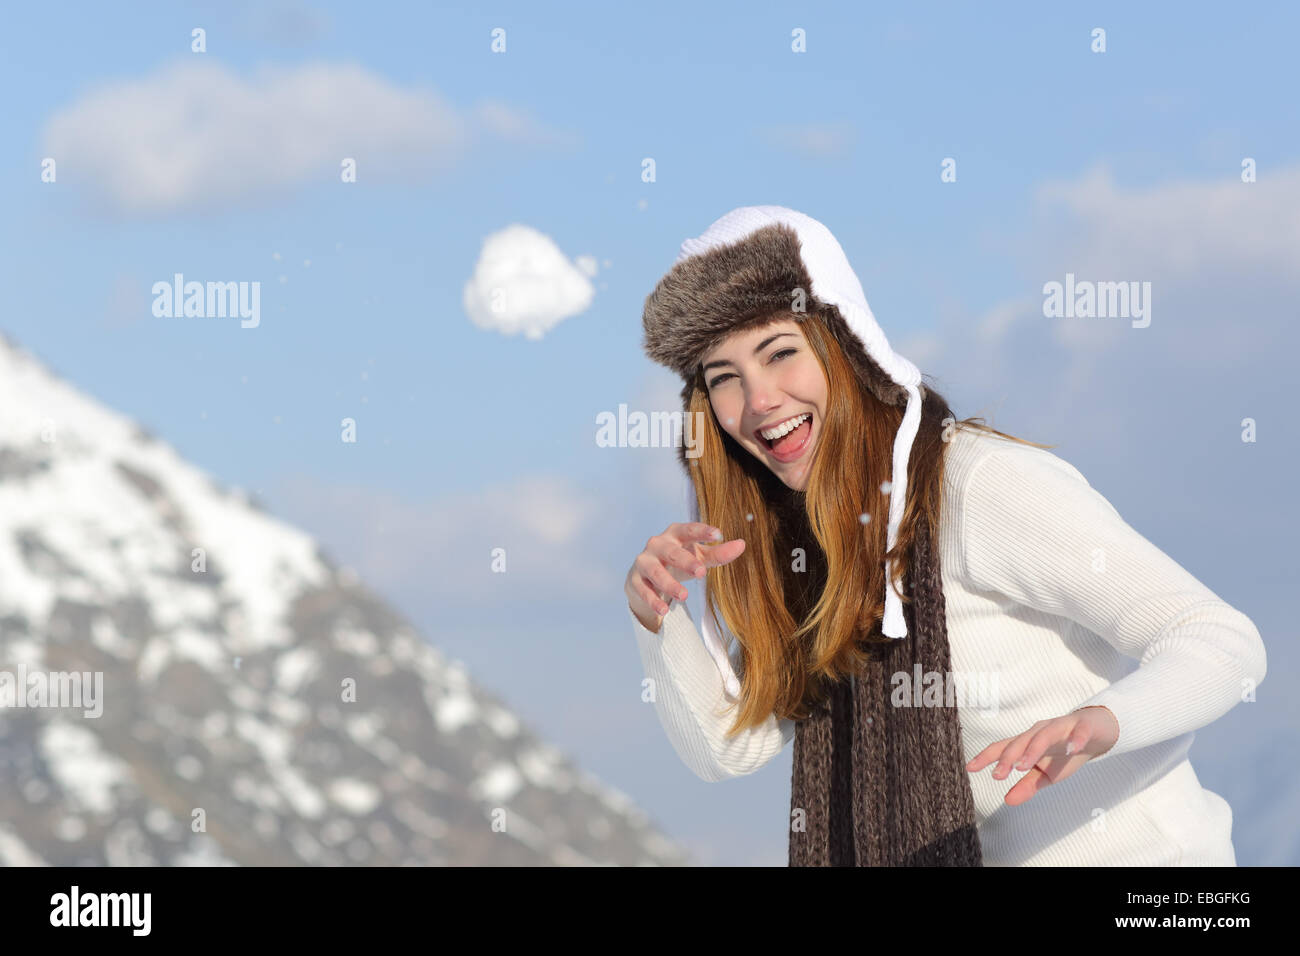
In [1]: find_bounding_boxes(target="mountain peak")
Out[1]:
[0,332,687,866]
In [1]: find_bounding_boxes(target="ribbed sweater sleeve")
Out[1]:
[629,602,795,781]
[955,442,1268,763]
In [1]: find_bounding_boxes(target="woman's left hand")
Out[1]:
[965,706,1120,806]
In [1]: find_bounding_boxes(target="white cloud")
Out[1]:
[462,224,596,339]
[894,331,944,368]
[41,59,565,216]
[505,476,596,545]
[1030,161,1300,276]
[851,159,1300,444]
[267,471,616,608]
[974,295,1038,346]
[470,99,580,149]
[965,161,1300,364]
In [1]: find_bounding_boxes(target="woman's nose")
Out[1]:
[744,382,780,414]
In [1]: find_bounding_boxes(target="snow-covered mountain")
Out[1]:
[0,331,687,866]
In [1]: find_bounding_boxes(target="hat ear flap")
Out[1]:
[813,303,911,408]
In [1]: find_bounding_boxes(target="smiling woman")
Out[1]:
[665,294,1038,750]
[631,206,1054,867]
[701,323,826,484]
[623,205,1266,869]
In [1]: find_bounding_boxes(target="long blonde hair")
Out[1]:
[686,310,1053,737]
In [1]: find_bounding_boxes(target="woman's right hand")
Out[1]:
[625,522,747,632]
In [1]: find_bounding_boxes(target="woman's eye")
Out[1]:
[707,348,797,389]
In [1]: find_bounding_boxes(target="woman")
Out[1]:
[624,205,1266,866]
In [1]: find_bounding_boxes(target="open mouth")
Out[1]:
[756,412,814,461]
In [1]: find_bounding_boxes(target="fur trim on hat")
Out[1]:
[641,222,911,421]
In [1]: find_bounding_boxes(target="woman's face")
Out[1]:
[702,318,827,491]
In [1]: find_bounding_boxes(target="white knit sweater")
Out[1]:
[629,424,1267,866]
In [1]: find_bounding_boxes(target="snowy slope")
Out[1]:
[0,331,687,866]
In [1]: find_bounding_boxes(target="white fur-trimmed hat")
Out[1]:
[643,205,924,644]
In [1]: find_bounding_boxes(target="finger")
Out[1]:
[696,536,746,568]
[991,720,1053,778]
[661,545,707,580]
[633,577,670,618]
[1010,722,1071,773]
[1066,727,1093,757]
[965,740,1012,772]
[636,554,688,606]
[639,574,675,616]
[1003,766,1052,806]
[670,522,725,546]
[1005,751,1090,805]
[1017,716,1099,772]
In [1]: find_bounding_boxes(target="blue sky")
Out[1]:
[2,0,1297,865]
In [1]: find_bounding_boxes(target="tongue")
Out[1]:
[771,418,809,454]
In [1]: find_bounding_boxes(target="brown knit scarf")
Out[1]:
[787,511,984,866]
